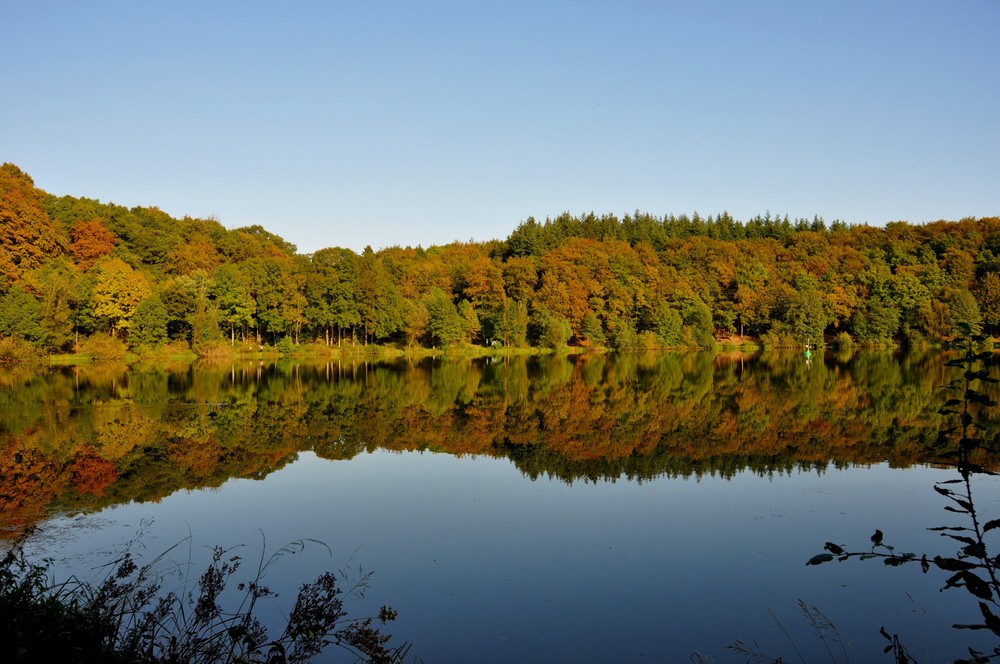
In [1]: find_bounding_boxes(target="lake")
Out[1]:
[2,349,999,662]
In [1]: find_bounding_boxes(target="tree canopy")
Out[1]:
[1,162,998,353]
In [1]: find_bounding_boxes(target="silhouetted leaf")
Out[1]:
[823,542,845,555]
[945,534,978,546]
[963,572,993,600]
[935,556,976,572]
[968,393,997,407]
[921,555,929,573]
[980,602,1000,636]
[871,529,883,545]
[985,520,1000,533]
[806,554,834,566]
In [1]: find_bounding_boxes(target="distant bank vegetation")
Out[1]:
[1,162,997,360]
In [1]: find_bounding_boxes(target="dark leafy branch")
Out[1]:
[805,325,1000,663]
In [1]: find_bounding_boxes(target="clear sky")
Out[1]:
[2,1,997,255]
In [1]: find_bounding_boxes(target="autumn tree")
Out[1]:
[91,258,152,337]
[69,218,117,270]
[165,232,223,275]
[0,163,68,284]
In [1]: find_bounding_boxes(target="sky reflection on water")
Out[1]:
[29,449,1000,663]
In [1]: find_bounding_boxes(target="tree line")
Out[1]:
[1,162,997,355]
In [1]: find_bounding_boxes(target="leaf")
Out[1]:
[921,554,929,573]
[945,534,978,547]
[988,520,1000,533]
[806,553,834,566]
[962,572,993,601]
[934,556,977,572]
[979,602,1000,637]
[824,542,845,555]
[871,529,884,545]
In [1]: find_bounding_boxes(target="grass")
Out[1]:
[0,528,411,663]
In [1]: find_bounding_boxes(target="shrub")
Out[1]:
[0,335,43,365]
[760,322,797,349]
[0,531,410,664]
[77,333,129,360]
[276,336,297,355]
[833,331,854,351]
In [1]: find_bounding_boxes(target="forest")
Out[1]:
[1,161,998,357]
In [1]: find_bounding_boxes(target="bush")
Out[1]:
[77,333,129,360]
[0,336,43,365]
[276,336,297,355]
[0,531,410,664]
[194,340,234,359]
[637,330,663,350]
[833,331,854,351]
[760,322,797,349]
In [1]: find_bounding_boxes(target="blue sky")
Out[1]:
[3,1,997,254]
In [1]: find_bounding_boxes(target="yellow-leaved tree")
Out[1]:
[91,258,151,337]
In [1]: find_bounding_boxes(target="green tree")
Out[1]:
[28,258,82,351]
[651,302,683,346]
[211,264,256,344]
[401,298,430,348]
[675,294,714,347]
[130,295,169,348]
[357,249,403,343]
[852,295,901,344]
[531,305,572,349]
[425,287,464,348]
[0,285,45,344]
[496,299,528,347]
[950,288,982,335]
[580,312,606,346]
[785,285,829,346]
[975,272,1000,333]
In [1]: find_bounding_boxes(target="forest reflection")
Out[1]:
[2,350,997,539]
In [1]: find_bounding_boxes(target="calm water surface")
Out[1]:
[3,350,1000,662]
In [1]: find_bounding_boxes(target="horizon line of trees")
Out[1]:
[1,161,997,355]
